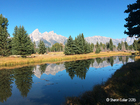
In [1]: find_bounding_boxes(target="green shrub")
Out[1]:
[95,48,101,54]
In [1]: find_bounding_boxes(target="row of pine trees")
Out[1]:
[64,33,140,55]
[0,14,140,57]
[64,34,94,55]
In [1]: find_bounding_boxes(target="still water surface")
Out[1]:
[0,56,135,105]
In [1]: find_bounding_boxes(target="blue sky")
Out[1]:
[1,0,136,39]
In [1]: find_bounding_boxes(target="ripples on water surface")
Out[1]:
[0,56,135,105]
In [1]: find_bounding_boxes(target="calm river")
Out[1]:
[0,56,135,105]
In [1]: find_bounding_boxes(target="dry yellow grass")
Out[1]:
[0,51,131,69]
[135,56,140,61]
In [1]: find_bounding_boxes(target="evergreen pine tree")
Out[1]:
[31,41,35,54]
[129,45,133,50]
[96,42,101,50]
[109,39,113,51]
[124,0,140,38]
[104,44,107,52]
[74,37,78,54]
[124,41,128,50]
[133,40,138,51]
[64,43,70,55]
[33,41,36,53]
[12,26,34,56]
[106,42,109,50]
[95,47,101,54]
[38,40,46,54]
[100,42,103,47]
[12,26,19,55]
[7,38,12,55]
[117,43,122,51]
[64,38,76,55]
[76,34,84,54]
[95,42,101,53]
[76,35,83,54]
[90,43,94,52]
[64,35,74,55]
[81,33,86,53]
[65,34,94,55]
[85,42,91,53]
[0,14,10,56]
[96,42,100,48]
[71,41,77,54]
[133,43,137,51]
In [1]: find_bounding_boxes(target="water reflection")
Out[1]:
[39,64,48,74]
[66,57,140,105]
[107,56,114,66]
[96,58,103,65]
[126,56,129,63]
[13,66,34,97]
[0,70,13,103]
[0,66,34,103]
[32,64,48,78]
[32,63,65,78]
[0,56,135,104]
[63,56,135,80]
[32,56,135,80]
[64,59,94,79]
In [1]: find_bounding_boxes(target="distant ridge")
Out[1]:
[85,35,137,46]
[29,29,138,47]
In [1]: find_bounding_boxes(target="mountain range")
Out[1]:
[29,29,67,47]
[29,29,138,47]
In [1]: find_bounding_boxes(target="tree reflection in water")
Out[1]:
[13,66,34,97]
[39,64,48,75]
[0,66,35,102]
[0,70,13,103]
[106,56,114,66]
[64,59,95,79]
[96,58,103,65]
[126,56,129,63]
[64,56,135,80]
[65,56,139,105]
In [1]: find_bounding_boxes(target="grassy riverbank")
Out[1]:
[0,51,132,68]
[135,56,140,61]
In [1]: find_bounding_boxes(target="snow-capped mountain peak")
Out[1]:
[29,29,138,47]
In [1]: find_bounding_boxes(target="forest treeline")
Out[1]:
[0,14,140,57]
[64,34,140,55]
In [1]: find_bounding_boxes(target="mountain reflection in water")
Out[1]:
[33,56,134,79]
[0,56,135,105]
